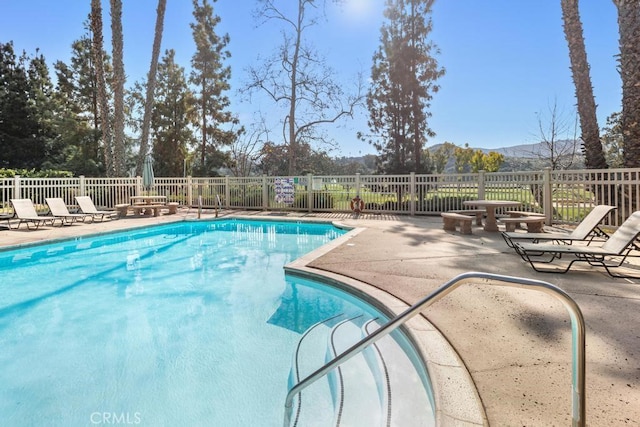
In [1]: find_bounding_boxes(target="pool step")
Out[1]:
[328,317,385,426]
[363,320,435,427]
[291,316,435,427]
[289,315,347,426]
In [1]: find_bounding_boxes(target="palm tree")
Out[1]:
[613,0,640,167]
[110,0,126,176]
[90,0,113,176]
[137,0,167,175]
[560,0,607,169]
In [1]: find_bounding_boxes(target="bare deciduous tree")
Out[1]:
[532,99,581,171]
[244,0,364,175]
[229,120,270,177]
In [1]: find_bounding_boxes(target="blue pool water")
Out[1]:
[0,219,406,426]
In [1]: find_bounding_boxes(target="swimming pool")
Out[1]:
[0,219,433,426]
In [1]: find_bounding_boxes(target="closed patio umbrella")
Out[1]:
[142,155,155,195]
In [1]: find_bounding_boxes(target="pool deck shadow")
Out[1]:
[1,210,639,426]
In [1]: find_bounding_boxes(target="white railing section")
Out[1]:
[0,168,639,226]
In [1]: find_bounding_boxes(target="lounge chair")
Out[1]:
[75,196,118,221]
[502,205,616,248]
[513,210,640,278]
[0,212,13,228]
[45,197,92,224]
[9,198,63,230]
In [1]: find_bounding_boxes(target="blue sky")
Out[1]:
[0,0,621,158]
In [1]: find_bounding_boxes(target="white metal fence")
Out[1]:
[1,168,638,226]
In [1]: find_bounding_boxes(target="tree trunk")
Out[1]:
[201,75,207,172]
[137,0,167,175]
[615,0,640,167]
[287,0,304,176]
[110,0,126,177]
[90,0,113,176]
[561,0,608,169]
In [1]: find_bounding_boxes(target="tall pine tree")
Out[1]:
[364,0,444,174]
[189,0,238,176]
[0,43,54,169]
[53,21,116,176]
[152,49,196,177]
[53,26,111,176]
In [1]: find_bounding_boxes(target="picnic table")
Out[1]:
[463,200,521,232]
[130,195,167,205]
[116,195,169,217]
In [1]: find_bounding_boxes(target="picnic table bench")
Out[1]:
[167,202,179,214]
[505,210,544,218]
[115,202,168,218]
[441,212,474,235]
[448,209,485,226]
[499,216,546,233]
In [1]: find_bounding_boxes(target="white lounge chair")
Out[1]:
[513,210,640,278]
[75,196,118,221]
[45,197,92,224]
[502,205,616,248]
[10,198,63,230]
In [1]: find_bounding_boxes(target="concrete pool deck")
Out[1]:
[1,209,638,426]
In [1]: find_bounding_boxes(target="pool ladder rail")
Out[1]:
[283,272,587,427]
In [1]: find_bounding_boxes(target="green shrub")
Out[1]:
[0,168,74,178]
[293,192,335,209]
[229,186,262,207]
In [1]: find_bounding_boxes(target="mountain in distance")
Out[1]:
[337,140,585,172]
[477,140,583,158]
[477,142,546,157]
[429,140,581,158]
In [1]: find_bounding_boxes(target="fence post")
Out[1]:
[262,175,269,210]
[225,176,230,209]
[410,172,416,216]
[307,173,313,213]
[543,167,553,224]
[79,175,86,197]
[186,176,193,206]
[14,175,21,199]
[478,170,486,199]
[355,173,361,197]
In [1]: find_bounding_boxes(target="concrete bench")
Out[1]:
[441,212,474,235]
[499,216,546,233]
[167,202,180,214]
[115,203,130,218]
[505,210,544,218]
[131,205,167,216]
[124,203,167,216]
[448,209,485,226]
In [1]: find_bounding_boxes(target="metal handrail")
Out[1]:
[283,271,586,427]
[215,194,222,218]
